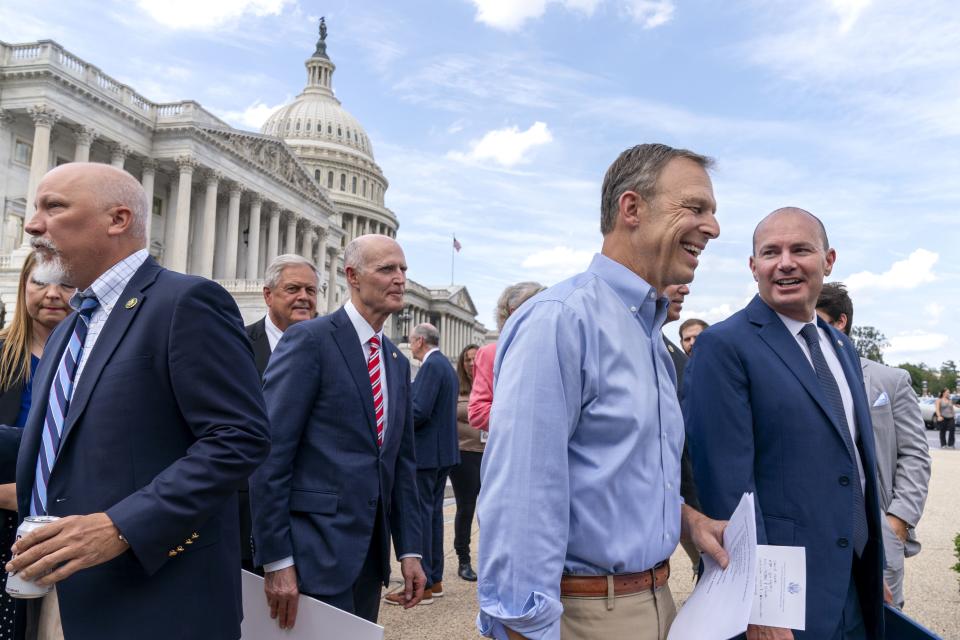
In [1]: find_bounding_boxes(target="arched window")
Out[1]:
[285,120,291,131]
[315,169,321,182]
[327,171,334,188]
[295,120,301,131]
[340,173,346,191]
[337,126,342,137]
[306,120,311,132]
[327,124,332,134]
[352,176,357,194]
[363,180,367,197]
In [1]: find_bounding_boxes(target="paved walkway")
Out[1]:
[381,447,960,638]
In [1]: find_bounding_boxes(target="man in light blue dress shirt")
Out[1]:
[477,143,730,640]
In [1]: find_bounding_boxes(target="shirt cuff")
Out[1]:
[264,556,295,573]
[399,553,422,560]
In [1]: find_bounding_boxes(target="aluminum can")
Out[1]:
[5,515,60,599]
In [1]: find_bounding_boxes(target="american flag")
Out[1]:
[453,236,462,252]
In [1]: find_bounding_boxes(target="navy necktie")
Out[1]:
[31,294,100,516]
[799,323,868,556]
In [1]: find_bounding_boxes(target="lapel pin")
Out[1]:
[392,352,397,359]
[125,297,139,309]
[837,340,843,347]
[667,344,674,353]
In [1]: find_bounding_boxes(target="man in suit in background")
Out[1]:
[817,282,931,609]
[7,162,270,639]
[685,207,885,639]
[246,254,319,377]
[385,323,459,605]
[679,318,708,355]
[241,254,318,572]
[250,234,425,629]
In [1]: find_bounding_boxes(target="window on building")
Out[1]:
[295,120,301,131]
[306,120,311,132]
[328,124,332,134]
[152,196,163,217]
[327,171,334,188]
[13,140,32,166]
[340,173,346,191]
[352,176,357,194]
[337,126,342,137]
[363,180,367,197]
[315,169,321,182]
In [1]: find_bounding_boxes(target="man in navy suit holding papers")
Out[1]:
[250,234,425,628]
[685,208,885,639]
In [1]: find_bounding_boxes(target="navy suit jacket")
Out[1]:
[684,295,884,639]
[412,350,460,470]
[249,306,422,595]
[245,317,272,377]
[15,257,270,640]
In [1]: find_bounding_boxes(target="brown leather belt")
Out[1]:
[560,560,670,598]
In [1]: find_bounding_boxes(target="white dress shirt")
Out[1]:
[264,313,284,352]
[776,312,866,491]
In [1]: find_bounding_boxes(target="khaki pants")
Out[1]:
[37,587,64,640]
[560,583,676,640]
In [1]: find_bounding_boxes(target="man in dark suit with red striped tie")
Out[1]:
[250,234,426,629]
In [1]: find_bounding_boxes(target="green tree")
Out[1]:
[896,362,939,396]
[939,360,958,392]
[851,325,889,364]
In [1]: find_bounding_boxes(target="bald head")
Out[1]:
[752,207,828,255]
[344,234,402,274]
[43,163,148,242]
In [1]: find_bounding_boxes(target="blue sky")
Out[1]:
[3,0,958,368]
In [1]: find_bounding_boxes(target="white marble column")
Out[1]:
[285,215,298,255]
[326,247,339,311]
[168,156,197,273]
[197,171,220,279]
[266,205,280,266]
[22,105,60,245]
[109,143,129,169]
[140,160,157,244]
[73,126,96,162]
[223,182,242,279]
[350,214,358,241]
[300,225,314,259]
[316,229,328,289]
[246,195,262,280]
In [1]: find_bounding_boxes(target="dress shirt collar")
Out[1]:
[264,314,284,352]
[588,253,667,333]
[775,310,818,338]
[71,248,149,314]
[344,299,381,348]
[422,347,440,363]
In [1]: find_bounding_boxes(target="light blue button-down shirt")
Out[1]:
[476,253,684,640]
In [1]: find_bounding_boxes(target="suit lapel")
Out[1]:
[331,308,378,442]
[749,296,850,445]
[381,336,404,451]
[57,259,161,454]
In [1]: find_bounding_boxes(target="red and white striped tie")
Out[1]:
[368,334,385,447]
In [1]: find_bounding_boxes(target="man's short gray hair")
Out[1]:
[343,238,365,273]
[264,254,319,289]
[99,168,149,242]
[600,143,714,236]
[495,281,546,330]
[412,323,440,347]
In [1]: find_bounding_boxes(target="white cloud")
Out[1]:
[521,246,593,279]
[885,331,949,358]
[469,0,601,31]
[448,122,553,167]
[136,0,292,30]
[924,302,944,325]
[623,0,675,29]
[844,249,938,292]
[213,99,286,131]
[828,0,872,33]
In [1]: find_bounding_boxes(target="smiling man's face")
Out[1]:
[750,209,836,322]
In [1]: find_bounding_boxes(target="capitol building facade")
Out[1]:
[0,27,486,356]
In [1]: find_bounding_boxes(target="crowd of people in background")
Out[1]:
[0,145,948,640]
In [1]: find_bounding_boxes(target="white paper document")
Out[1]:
[240,570,384,640]
[750,545,806,630]
[667,492,757,640]
[667,493,808,639]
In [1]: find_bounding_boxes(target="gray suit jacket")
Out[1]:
[861,357,931,556]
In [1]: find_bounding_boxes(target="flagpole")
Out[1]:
[451,234,455,285]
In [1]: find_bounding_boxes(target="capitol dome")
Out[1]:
[262,18,397,241]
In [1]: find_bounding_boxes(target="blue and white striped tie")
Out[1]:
[30,294,100,516]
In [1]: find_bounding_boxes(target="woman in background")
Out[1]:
[934,387,956,449]
[0,252,74,640]
[449,344,480,581]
